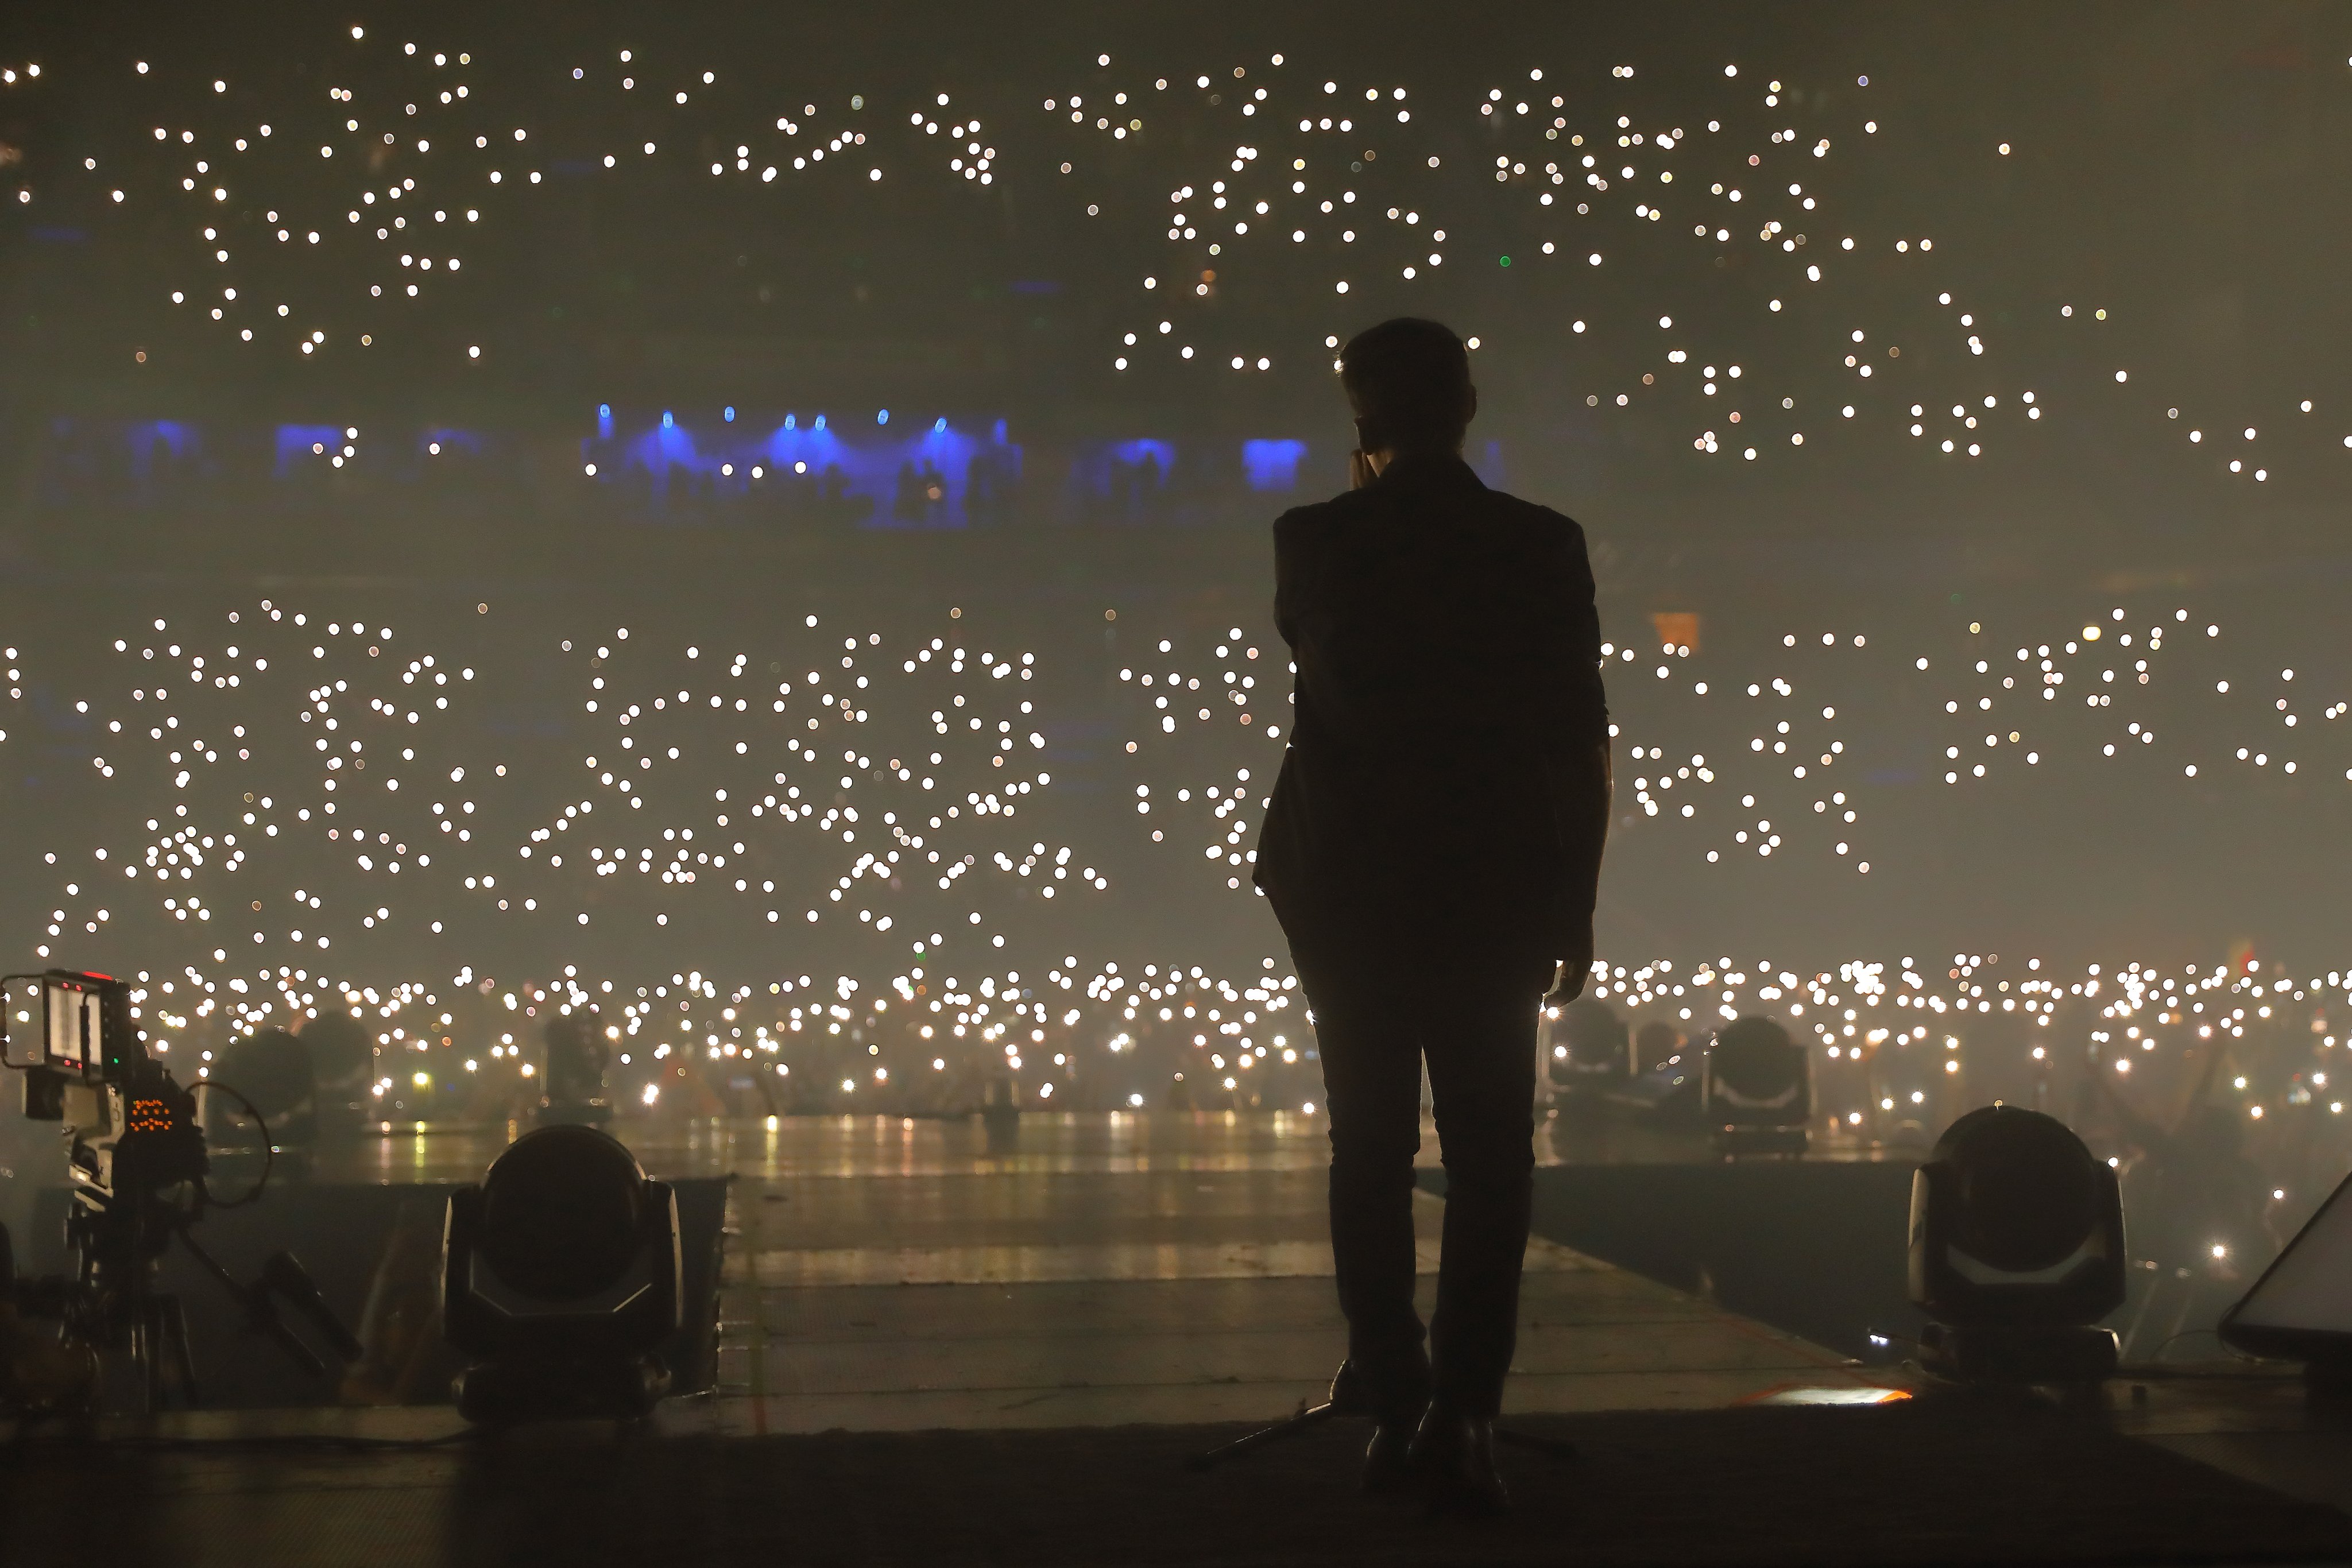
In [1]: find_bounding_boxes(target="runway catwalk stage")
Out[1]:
[326,1109,1885,1429]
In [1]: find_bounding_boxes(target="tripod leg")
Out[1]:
[135,1300,163,1418]
[1183,1362,1369,1473]
[161,1296,199,1408]
[1184,1398,1341,1472]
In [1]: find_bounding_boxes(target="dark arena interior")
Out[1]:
[7,2,2352,1563]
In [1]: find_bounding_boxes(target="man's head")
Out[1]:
[1339,317,1477,458]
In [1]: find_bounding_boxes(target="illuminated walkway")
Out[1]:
[515,1111,1893,1432]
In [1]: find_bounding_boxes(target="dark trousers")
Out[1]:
[1299,950,1550,1421]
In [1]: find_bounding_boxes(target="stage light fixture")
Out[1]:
[1632,1021,1684,1078]
[535,1010,614,1128]
[1603,1031,1703,1124]
[296,1012,376,1144]
[1701,1015,1811,1155]
[1546,997,1630,1089]
[202,1025,316,1177]
[442,1124,680,1422]
[1908,1105,2125,1383]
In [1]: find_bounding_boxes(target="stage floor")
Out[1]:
[312,1110,1901,1430]
[701,1112,1897,1433]
[9,1111,2352,1565]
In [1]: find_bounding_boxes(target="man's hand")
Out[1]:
[1545,946,1594,1007]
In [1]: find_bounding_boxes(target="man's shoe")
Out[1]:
[1409,1406,1509,1517]
[1341,1355,1429,1495]
[1362,1418,1419,1495]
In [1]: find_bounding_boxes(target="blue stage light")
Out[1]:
[1241,438,1305,491]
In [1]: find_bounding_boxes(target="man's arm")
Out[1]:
[1545,737,1610,1004]
[1271,510,1305,654]
[1545,518,1611,1002]
[1550,519,1608,745]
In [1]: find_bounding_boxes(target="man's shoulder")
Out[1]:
[1274,477,1589,551]
[1468,489,1592,572]
[1272,487,1375,542]
[1483,486,1585,539]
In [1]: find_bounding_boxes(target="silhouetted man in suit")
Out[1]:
[1254,318,1610,1513]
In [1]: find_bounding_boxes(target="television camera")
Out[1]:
[2,969,360,1415]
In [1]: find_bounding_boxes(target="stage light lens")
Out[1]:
[478,1124,647,1300]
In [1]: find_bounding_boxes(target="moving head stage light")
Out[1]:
[442,1123,681,1423]
[1909,1105,2126,1384]
[535,1011,614,1129]
[202,1025,318,1180]
[1,970,359,1414]
[296,1012,376,1144]
[1547,997,1631,1091]
[1702,1016,1812,1156]
[1602,1029,1703,1124]
[1633,1021,1685,1078]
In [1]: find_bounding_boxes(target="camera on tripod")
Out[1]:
[2,969,360,1415]
[15,970,207,1200]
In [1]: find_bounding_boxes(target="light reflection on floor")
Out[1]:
[306,1111,1891,1433]
[311,1105,1905,1190]
[312,1109,1336,1186]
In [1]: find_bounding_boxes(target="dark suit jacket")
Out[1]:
[1252,455,1609,971]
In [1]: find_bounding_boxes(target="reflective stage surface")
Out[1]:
[14,1110,2352,1568]
[327,1111,1897,1432]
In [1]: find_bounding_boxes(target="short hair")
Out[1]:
[1339,317,1474,450]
